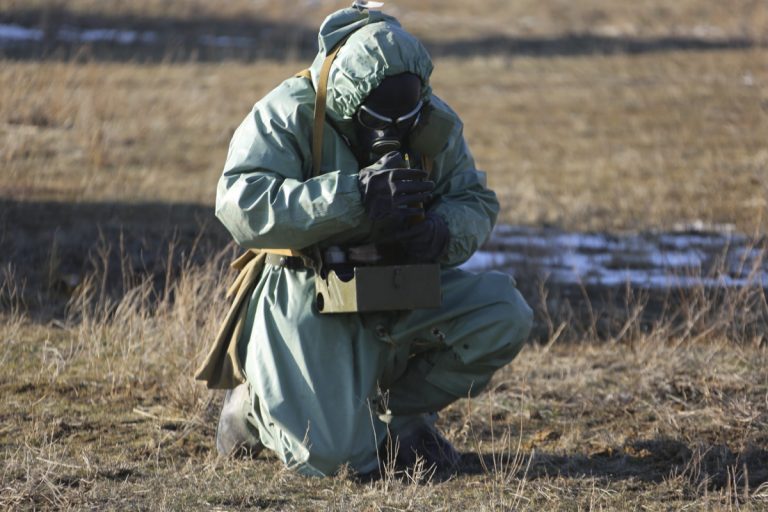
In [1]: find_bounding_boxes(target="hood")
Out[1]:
[308,7,434,121]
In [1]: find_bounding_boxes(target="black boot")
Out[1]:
[387,414,461,475]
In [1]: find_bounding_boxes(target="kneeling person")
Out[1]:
[201,4,533,477]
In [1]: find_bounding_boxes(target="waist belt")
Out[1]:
[265,253,306,270]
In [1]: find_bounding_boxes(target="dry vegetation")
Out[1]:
[3,0,767,42]
[2,50,766,231]
[1,259,767,509]
[1,0,768,509]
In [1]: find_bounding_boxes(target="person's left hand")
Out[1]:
[395,212,449,263]
[358,152,433,224]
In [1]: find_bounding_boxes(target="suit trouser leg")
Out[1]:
[385,269,533,417]
[240,267,532,476]
[241,267,395,477]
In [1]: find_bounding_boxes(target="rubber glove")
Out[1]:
[395,211,450,263]
[358,151,433,223]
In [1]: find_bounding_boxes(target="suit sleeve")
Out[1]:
[429,122,500,267]
[215,83,366,250]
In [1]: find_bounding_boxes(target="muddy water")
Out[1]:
[460,225,767,340]
[1,17,757,62]
[0,19,317,61]
[461,224,768,290]
[2,192,766,337]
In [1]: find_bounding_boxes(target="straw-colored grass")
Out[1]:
[2,48,766,232]
[3,0,767,43]
[1,254,767,509]
[2,1,768,509]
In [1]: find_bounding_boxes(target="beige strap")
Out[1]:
[295,69,312,80]
[262,248,301,257]
[198,64,332,388]
[230,249,259,271]
[230,248,300,273]
[312,36,352,178]
[195,250,267,388]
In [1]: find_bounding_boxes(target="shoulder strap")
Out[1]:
[254,39,351,261]
[294,69,312,80]
[311,36,352,178]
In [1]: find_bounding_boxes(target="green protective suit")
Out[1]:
[215,7,533,476]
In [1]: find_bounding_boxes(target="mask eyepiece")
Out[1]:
[356,100,423,134]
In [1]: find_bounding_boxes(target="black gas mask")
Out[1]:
[354,73,423,166]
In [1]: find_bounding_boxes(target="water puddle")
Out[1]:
[1,23,211,48]
[0,23,287,50]
[0,19,316,60]
[460,224,768,291]
[0,24,44,44]
[2,195,765,337]
[3,19,756,62]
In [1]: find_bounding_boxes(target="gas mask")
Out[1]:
[354,73,423,166]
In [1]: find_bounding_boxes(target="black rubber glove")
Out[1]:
[358,151,434,223]
[395,212,450,263]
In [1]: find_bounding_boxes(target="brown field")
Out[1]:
[1,0,768,509]
[3,49,766,231]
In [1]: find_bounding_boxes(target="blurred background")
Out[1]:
[2,2,768,509]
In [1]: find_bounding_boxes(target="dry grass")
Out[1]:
[2,48,767,232]
[1,256,767,509]
[3,0,767,43]
[2,1,768,509]
[0,61,292,204]
[436,48,768,232]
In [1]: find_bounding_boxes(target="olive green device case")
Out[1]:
[315,264,442,313]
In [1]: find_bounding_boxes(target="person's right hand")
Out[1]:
[357,151,434,223]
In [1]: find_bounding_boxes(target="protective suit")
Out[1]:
[213,7,533,476]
